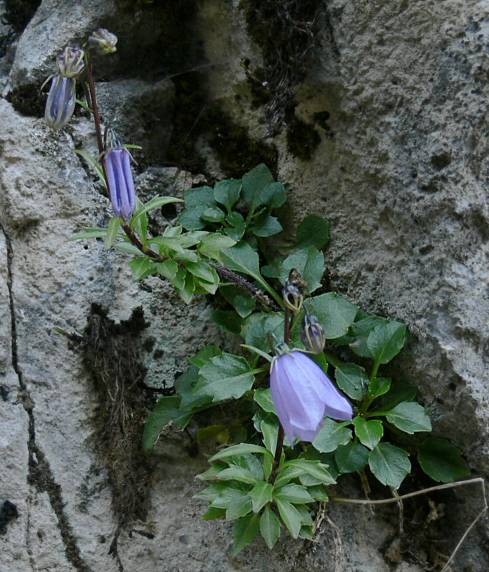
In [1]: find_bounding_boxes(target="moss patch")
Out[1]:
[0,501,18,535]
[240,0,323,128]
[203,103,278,178]
[166,71,208,173]
[81,304,152,529]
[115,0,200,79]
[7,84,45,117]
[286,114,320,160]
[166,73,278,177]
[4,0,41,32]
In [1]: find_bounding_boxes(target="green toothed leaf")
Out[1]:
[196,354,256,402]
[296,215,330,249]
[418,438,470,483]
[334,441,369,473]
[232,514,260,555]
[312,419,352,453]
[305,293,358,339]
[353,417,383,450]
[368,442,411,489]
[249,481,273,513]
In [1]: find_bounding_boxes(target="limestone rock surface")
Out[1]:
[1,1,488,571]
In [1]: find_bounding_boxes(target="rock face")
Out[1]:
[0,1,488,571]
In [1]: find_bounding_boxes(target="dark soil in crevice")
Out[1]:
[7,83,45,117]
[3,0,41,32]
[80,304,153,530]
[240,0,323,131]
[0,500,19,535]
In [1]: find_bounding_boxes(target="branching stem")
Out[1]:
[215,266,280,310]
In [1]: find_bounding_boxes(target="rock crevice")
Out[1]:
[1,222,92,572]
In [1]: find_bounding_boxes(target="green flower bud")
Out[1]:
[88,28,118,54]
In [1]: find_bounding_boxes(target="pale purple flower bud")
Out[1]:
[57,46,85,78]
[88,28,118,54]
[301,314,325,354]
[282,282,303,313]
[104,148,136,220]
[270,350,353,443]
[282,268,306,313]
[44,75,76,129]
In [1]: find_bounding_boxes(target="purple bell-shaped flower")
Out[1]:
[104,143,136,220]
[270,350,353,443]
[45,46,85,130]
[44,75,77,130]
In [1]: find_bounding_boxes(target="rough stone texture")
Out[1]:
[96,79,175,165]
[291,0,489,471]
[1,0,488,571]
[8,0,116,89]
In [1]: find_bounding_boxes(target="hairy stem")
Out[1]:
[215,266,280,310]
[331,478,486,505]
[86,60,105,158]
[122,224,159,260]
[253,275,284,308]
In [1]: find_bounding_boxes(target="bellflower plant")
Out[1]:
[104,132,137,220]
[45,46,85,129]
[270,350,353,443]
[54,28,476,564]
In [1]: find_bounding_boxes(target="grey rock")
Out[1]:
[9,0,116,90]
[96,78,174,165]
[1,0,489,570]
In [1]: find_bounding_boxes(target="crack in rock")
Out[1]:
[1,223,92,572]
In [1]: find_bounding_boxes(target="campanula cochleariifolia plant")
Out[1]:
[42,28,484,567]
[44,46,85,129]
[104,129,137,220]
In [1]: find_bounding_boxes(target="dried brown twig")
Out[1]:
[331,477,487,571]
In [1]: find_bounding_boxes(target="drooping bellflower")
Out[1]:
[45,46,85,130]
[270,350,353,443]
[45,75,77,130]
[104,132,136,220]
